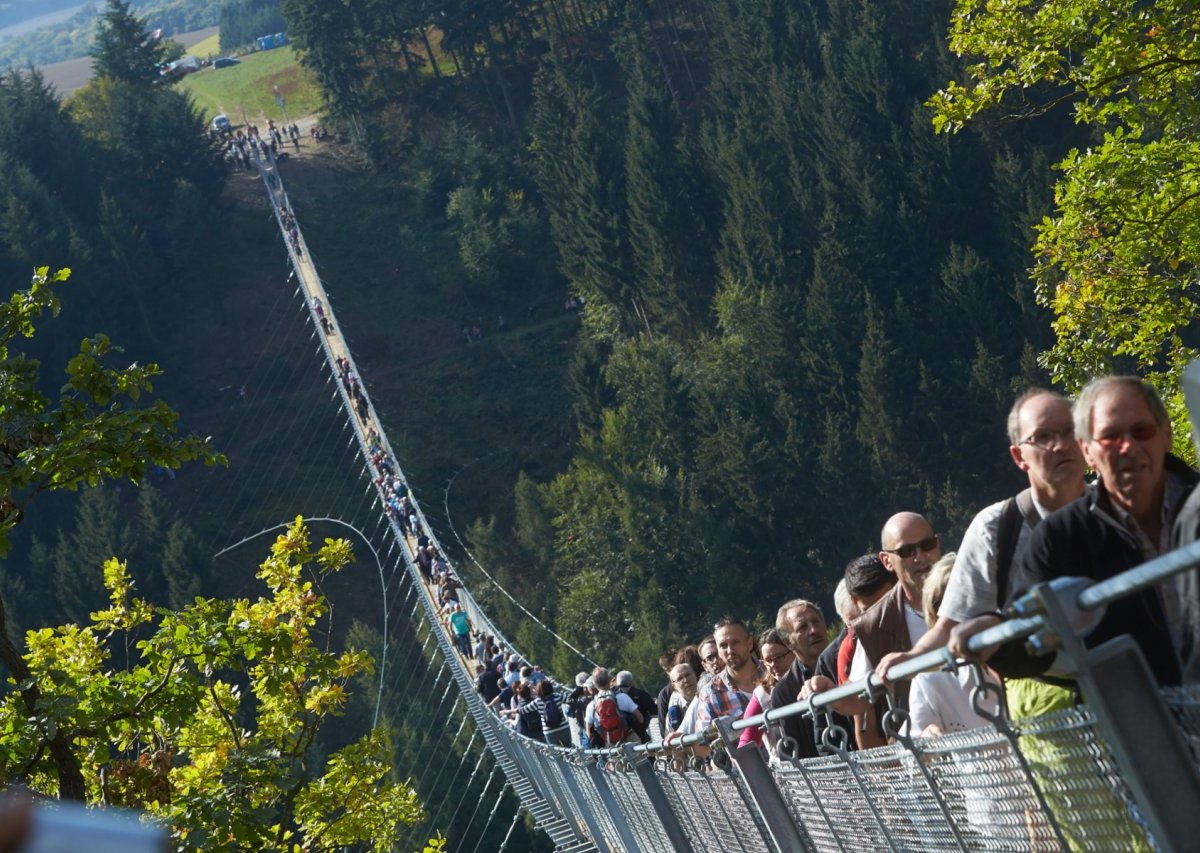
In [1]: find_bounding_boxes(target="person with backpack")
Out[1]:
[584,668,642,748]
[613,671,657,743]
[535,681,571,747]
[566,673,592,747]
[874,389,1086,718]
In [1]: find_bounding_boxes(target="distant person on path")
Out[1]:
[311,297,333,335]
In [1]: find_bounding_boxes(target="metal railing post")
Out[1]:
[1033,579,1200,851]
[585,758,648,853]
[715,718,810,852]
[621,744,696,853]
[554,757,612,849]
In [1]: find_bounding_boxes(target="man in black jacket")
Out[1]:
[767,600,828,758]
[474,663,502,704]
[960,376,1198,689]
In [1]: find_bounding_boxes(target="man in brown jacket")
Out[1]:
[801,512,941,748]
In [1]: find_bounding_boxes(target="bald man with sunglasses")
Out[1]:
[798,513,941,748]
[845,513,942,712]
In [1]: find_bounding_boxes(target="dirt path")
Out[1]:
[221,119,356,211]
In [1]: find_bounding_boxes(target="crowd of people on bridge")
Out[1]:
[279,191,1191,764]
[464,376,1199,769]
[221,124,294,171]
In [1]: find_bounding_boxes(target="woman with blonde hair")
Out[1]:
[908,552,1002,736]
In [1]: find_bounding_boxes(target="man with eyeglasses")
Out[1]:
[696,635,723,689]
[964,376,1198,691]
[664,663,698,735]
[876,389,1087,717]
[798,516,940,748]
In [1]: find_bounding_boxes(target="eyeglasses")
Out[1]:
[702,653,720,662]
[762,651,794,667]
[1092,422,1159,448]
[1020,425,1075,450]
[883,535,939,560]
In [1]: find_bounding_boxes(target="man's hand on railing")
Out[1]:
[799,675,870,716]
[948,614,1002,662]
[875,650,915,686]
[876,616,957,685]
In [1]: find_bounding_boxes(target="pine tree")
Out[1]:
[90,0,166,87]
[530,56,631,338]
[160,519,203,610]
[620,17,709,335]
[50,486,134,625]
[855,292,903,483]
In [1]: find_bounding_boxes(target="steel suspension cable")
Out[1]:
[456,766,500,852]
[471,781,513,853]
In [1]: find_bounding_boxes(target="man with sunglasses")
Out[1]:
[845,513,942,711]
[963,376,1198,690]
[798,515,940,748]
[876,389,1087,717]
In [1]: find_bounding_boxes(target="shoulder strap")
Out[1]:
[996,488,1040,609]
[1015,488,1042,529]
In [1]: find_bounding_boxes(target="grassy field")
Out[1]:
[178,45,321,124]
[187,32,221,59]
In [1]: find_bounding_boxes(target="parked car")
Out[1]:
[214,56,241,69]
[212,114,231,133]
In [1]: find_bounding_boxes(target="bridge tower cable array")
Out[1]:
[250,146,1200,852]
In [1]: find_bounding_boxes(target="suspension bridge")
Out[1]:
[192,142,1200,851]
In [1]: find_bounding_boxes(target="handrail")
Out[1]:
[1077,539,1200,611]
[728,539,1200,735]
[523,535,1200,748]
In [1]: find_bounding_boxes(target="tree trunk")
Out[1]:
[484,39,520,136]
[418,28,442,79]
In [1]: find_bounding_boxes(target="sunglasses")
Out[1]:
[1092,423,1159,448]
[884,535,939,560]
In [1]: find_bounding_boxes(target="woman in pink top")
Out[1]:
[738,628,795,748]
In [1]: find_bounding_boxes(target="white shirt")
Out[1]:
[676,695,702,736]
[939,496,1049,623]
[849,601,927,684]
[909,666,1001,735]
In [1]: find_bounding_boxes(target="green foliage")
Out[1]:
[422,834,448,853]
[929,0,1200,425]
[0,267,223,556]
[279,0,1076,676]
[0,519,426,848]
[445,185,536,287]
